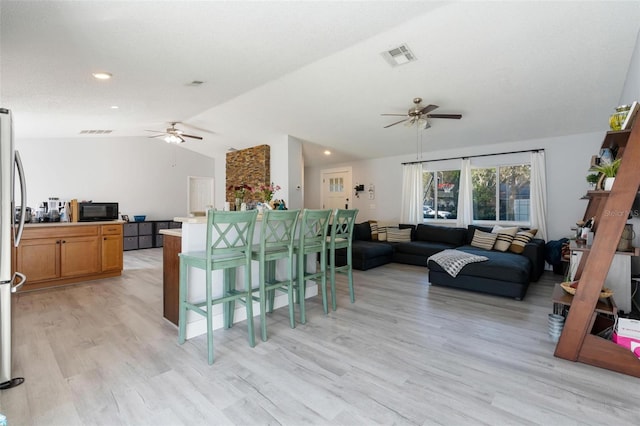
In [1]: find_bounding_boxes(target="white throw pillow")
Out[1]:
[491,225,518,252]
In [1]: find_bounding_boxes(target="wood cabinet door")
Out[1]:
[60,236,100,277]
[15,238,61,283]
[102,235,123,272]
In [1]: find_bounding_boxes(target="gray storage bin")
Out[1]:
[154,234,164,247]
[138,222,153,235]
[138,235,153,248]
[123,223,138,237]
[123,236,138,250]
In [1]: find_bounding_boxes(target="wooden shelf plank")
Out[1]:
[577,335,640,378]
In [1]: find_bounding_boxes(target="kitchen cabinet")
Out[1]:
[101,224,123,272]
[15,222,123,292]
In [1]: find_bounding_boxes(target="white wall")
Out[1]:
[16,136,215,220]
[305,131,603,241]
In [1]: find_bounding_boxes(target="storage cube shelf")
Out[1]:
[123,220,180,251]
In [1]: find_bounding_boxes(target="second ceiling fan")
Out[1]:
[146,122,203,144]
[382,97,462,129]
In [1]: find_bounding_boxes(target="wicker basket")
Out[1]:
[560,282,613,299]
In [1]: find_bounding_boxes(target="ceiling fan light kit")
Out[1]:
[146,122,204,144]
[382,97,462,128]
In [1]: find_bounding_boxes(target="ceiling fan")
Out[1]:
[382,97,462,129]
[145,122,203,144]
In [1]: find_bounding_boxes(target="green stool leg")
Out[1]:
[298,254,306,324]
[244,260,255,348]
[259,259,268,342]
[330,250,337,311]
[206,268,214,365]
[320,249,328,314]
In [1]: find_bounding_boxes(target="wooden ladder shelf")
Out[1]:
[554,123,640,377]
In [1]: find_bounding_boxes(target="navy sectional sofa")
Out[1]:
[335,222,545,300]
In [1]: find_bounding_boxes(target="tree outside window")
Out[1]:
[472,165,530,222]
[423,170,460,220]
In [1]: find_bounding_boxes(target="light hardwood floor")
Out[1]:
[2,248,640,425]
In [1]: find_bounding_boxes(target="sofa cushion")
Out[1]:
[430,245,531,284]
[387,227,412,242]
[466,225,493,244]
[353,222,372,241]
[416,224,467,246]
[492,225,518,252]
[399,224,417,240]
[395,241,457,258]
[470,230,498,250]
[510,229,538,253]
[351,240,394,258]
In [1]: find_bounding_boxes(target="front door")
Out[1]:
[321,168,352,210]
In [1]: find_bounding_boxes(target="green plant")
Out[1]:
[593,158,621,178]
[586,173,600,184]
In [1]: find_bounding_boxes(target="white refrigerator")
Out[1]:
[0,108,27,390]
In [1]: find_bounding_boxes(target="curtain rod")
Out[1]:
[401,148,544,165]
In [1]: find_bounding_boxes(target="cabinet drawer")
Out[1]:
[22,225,99,239]
[138,222,153,236]
[138,235,153,249]
[123,223,138,237]
[101,224,122,235]
[123,236,138,250]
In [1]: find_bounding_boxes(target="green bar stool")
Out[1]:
[251,209,300,342]
[293,209,332,323]
[328,208,359,311]
[178,209,258,365]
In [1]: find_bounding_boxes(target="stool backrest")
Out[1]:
[206,210,258,257]
[298,209,332,248]
[258,209,300,254]
[330,209,359,243]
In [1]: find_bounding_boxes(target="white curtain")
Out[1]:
[456,158,473,227]
[400,163,423,224]
[530,151,548,241]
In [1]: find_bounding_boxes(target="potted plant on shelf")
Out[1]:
[586,173,600,189]
[593,158,621,190]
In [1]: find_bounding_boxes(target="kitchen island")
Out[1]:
[161,215,317,339]
[14,221,124,292]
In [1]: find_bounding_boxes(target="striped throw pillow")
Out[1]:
[377,226,387,241]
[470,230,498,250]
[387,227,412,242]
[369,220,378,240]
[509,229,537,254]
[491,226,518,252]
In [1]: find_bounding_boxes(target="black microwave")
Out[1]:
[78,202,119,222]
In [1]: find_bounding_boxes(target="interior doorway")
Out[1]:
[321,167,352,211]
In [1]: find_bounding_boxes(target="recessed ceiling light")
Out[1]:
[110,105,119,109]
[92,72,112,80]
[324,150,331,156]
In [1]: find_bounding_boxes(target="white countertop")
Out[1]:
[173,213,264,224]
[159,228,182,237]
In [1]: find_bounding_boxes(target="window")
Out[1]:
[472,164,530,223]
[422,170,459,220]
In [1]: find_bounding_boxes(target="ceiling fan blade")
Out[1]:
[418,104,439,115]
[380,113,408,116]
[148,134,166,139]
[384,118,409,128]
[427,113,462,119]
[181,133,203,140]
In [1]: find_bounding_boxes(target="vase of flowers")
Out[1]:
[256,182,281,203]
[228,183,252,210]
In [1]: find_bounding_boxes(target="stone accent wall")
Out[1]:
[226,144,270,203]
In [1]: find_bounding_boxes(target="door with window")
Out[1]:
[321,168,352,211]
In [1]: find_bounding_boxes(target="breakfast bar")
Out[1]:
[161,215,317,339]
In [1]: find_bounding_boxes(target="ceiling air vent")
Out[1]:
[381,43,417,67]
[79,130,113,135]
[187,80,205,86]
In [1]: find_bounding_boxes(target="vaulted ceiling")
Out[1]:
[2,1,640,167]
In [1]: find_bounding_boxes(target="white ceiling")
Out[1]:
[2,1,640,167]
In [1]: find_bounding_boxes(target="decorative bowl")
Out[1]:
[133,215,146,222]
[560,282,613,299]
